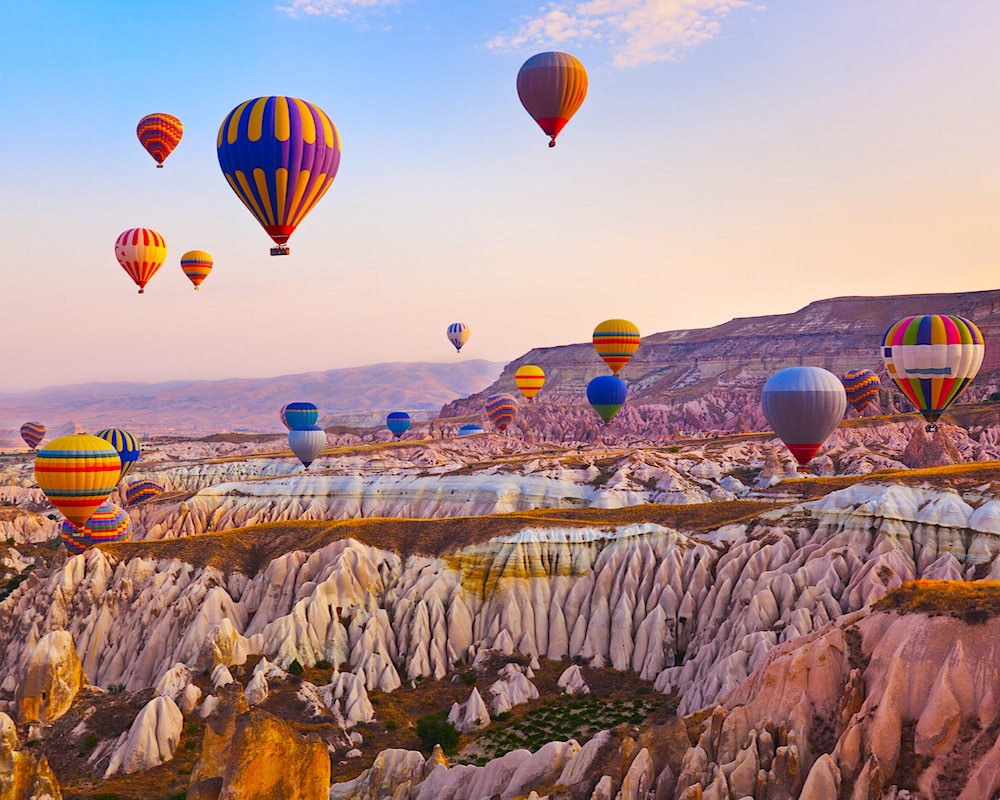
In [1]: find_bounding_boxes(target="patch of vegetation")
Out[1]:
[107,683,126,695]
[416,712,460,755]
[287,659,304,676]
[874,580,1000,621]
[83,732,98,749]
[0,573,28,602]
[315,659,332,670]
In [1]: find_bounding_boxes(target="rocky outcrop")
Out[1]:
[104,695,183,777]
[0,712,61,800]
[15,631,83,725]
[188,683,330,800]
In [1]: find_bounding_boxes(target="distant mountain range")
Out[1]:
[441,290,1000,440]
[0,360,506,441]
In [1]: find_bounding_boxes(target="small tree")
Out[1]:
[416,712,460,755]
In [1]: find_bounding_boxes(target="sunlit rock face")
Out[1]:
[16,631,84,725]
[0,711,63,800]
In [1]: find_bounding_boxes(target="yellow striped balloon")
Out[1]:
[515,365,545,400]
[34,434,122,527]
[592,319,640,374]
[115,228,167,294]
[180,250,213,290]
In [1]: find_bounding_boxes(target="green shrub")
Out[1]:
[107,683,126,695]
[385,720,397,731]
[460,671,477,686]
[83,732,98,749]
[416,712,459,755]
[315,659,332,670]
[288,659,304,676]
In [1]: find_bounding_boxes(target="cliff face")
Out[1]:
[442,289,1000,438]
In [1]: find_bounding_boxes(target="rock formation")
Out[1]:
[0,712,62,800]
[16,631,84,725]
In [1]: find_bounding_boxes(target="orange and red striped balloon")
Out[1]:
[515,365,545,401]
[180,250,213,290]
[592,319,640,375]
[137,113,183,167]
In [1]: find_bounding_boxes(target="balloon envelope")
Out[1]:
[593,319,640,374]
[289,425,326,469]
[842,369,880,414]
[115,228,167,293]
[484,394,518,433]
[217,96,341,251]
[515,365,545,400]
[20,422,45,450]
[137,113,183,167]
[447,323,470,352]
[124,480,164,506]
[386,412,411,438]
[61,501,131,553]
[761,367,847,465]
[95,428,140,482]
[587,376,627,424]
[281,402,319,430]
[458,424,484,436]
[882,314,985,424]
[180,250,213,289]
[34,434,122,527]
[517,52,588,147]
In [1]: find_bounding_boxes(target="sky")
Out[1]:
[1,0,998,391]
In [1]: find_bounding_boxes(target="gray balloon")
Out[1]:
[761,367,847,465]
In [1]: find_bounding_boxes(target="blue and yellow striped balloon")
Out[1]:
[180,250,213,290]
[34,434,122,527]
[20,422,46,450]
[217,96,341,252]
[95,428,140,482]
[281,402,319,430]
[484,394,518,433]
[124,480,165,506]
[61,501,132,553]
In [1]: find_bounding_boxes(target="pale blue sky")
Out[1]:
[1,1,998,391]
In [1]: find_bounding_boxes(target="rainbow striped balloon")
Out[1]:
[180,250,213,290]
[842,369,880,414]
[34,434,122,527]
[217,96,341,252]
[485,394,519,433]
[61,501,132,553]
[137,113,183,167]
[515,365,545,400]
[882,314,985,425]
[95,428,140,482]
[124,480,165,506]
[20,422,45,450]
[281,402,319,430]
[593,319,640,374]
[115,228,167,294]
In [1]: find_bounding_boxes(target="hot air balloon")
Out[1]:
[115,228,167,294]
[124,480,164,506]
[288,425,326,469]
[136,113,183,168]
[386,412,411,439]
[485,394,518,433]
[180,250,213,290]
[515,365,545,401]
[61,501,132,554]
[95,428,140,482]
[447,323,470,353]
[34,434,122,527]
[517,52,588,148]
[458,424,484,436]
[20,422,45,450]
[761,367,847,465]
[882,314,985,430]
[842,369,881,414]
[587,376,627,424]
[217,96,342,256]
[593,319,640,375]
[281,402,319,430]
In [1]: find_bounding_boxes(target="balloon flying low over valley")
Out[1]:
[1,1,999,390]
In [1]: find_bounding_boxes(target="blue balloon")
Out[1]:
[586,376,627,424]
[458,424,484,436]
[386,411,411,439]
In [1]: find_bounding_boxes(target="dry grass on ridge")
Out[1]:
[98,501,781,575]
[875,580,1000,621]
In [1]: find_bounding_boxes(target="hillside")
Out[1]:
[0,360,505,440]
[441,289,1000,439]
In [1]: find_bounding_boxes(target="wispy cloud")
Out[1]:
[276,0,398,20]
[488,1,763,67]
